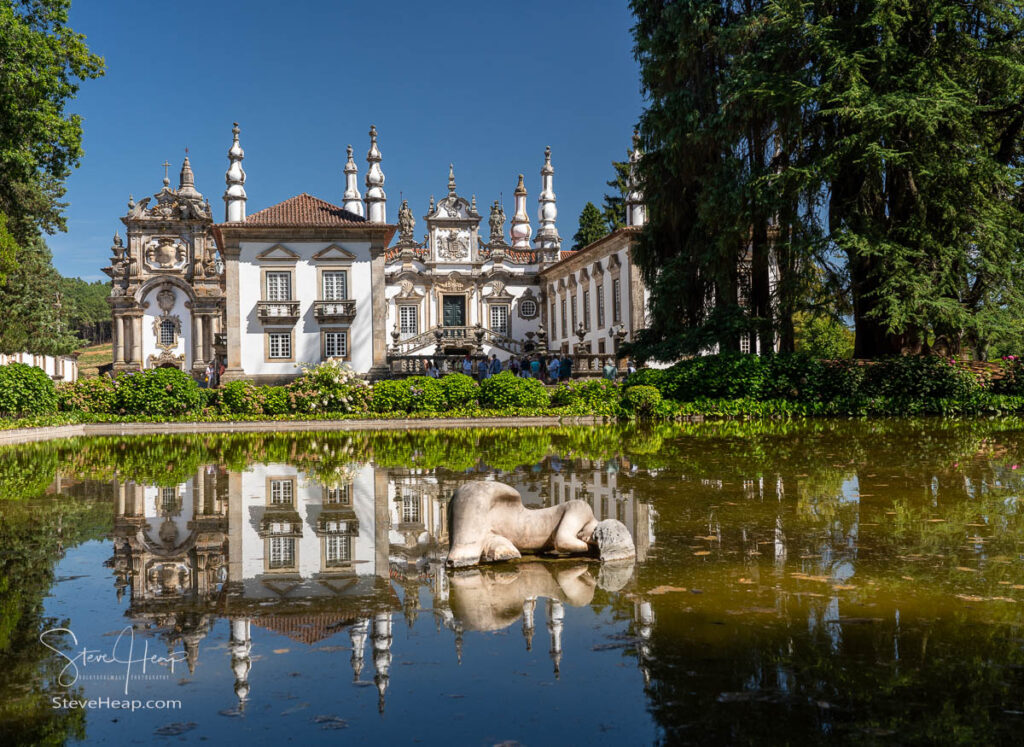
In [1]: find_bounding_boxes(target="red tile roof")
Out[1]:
[244,193,367,226]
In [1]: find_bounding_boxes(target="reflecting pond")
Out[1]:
[3,421,1024,744]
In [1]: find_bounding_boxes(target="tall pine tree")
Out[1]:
[572,202,608,250]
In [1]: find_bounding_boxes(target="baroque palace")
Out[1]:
[105,124,649,382]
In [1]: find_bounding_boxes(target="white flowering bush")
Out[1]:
[286,360,372,414]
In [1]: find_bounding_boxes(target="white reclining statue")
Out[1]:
[446,480,635,568]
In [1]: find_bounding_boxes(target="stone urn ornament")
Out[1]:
[446,480,636,567]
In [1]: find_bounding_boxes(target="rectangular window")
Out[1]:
[571,294,578,330]
[325,484,351,505]
[596,286,605,328]
[402,495,420,523]
[159,320,176,346]
[560,299,567,335]
[322,270,347,300]
[612,278,622,323]
[324,330,348,358]
[551,302,558,338]
[160,487,177,512]
[266,271,292,301]
[270,479,293,505]
[490,305,509,335]
[399,305,418,338]
[325,535,351,565]
[268,332,291,359]
[582,290,591,331]
[269,537,295,569]
[740,335,752,354]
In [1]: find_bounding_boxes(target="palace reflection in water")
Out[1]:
[106,458,656,712]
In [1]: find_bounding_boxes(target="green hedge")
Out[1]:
[479,371,549,409]
[0,363,57,416]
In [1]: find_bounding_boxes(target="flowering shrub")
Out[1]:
[220,380,266,415]
[113,367,203,416]
[439,373,479,408]
[479,371,549,409]
[0,363,57,416]
[287,360,371,414]
[56,376,116,413]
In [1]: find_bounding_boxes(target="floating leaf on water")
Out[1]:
[926,519,946,523]
[956,594,986,602]
[955,567,978,573]
[737,578,756,585]
[273,648,290,654]
[833,584,856,590]
[694,551,711,556]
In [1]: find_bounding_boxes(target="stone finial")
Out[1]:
[448,163,456,196]
[127,193,135,210]
[342,144,364,217]
[178,151,201,200]
[510,175,531,249]
[625,129,646,228]
[224,122,247,222]
[364,125,387,222]
[535,146,560,253]
[113,230,123,247]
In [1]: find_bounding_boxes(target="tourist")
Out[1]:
[548,355,561,382]
[530,357,541,379]
[559,354,573,382]
[509,357,521,376]
[490,354,502,377]
[204,362,214,388]
[626,359,637,377]
[427,359,439,378]
[462,354,473,377]
[603,360,617,381]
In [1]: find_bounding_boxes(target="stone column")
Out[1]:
[222,241,244,381]
[194,314,205,365]
[628,248,645,337]
[204,316,213,363]
[228,470,243,583]
[114,316,125,364]
[374,467,390,579]
[369,243,388,377]
[132,315,143,366]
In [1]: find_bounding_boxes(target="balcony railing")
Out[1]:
[313,299,357,323]
[256,300,301,324]
[390,325,524,355]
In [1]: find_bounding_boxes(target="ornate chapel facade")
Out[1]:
[105,124,650,381]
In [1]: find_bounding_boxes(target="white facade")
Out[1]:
[109,123,653,381]
[0,352,78,382]
[236,240,375,377]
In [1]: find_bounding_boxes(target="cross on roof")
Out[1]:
[162,160,170,180]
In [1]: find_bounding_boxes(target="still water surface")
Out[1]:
[2,421,1024,744]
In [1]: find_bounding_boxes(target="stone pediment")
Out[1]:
[255,244,300,262]
[427,195,479,223]
[312,244,356,262]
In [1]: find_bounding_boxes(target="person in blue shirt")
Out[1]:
[559,355,573,381]
[490,354,502,376]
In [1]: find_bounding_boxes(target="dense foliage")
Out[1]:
[0,362,56,415]
[572,201,608,251]
[0,0,105,252]
[479,371,550,409]
[113,367,203,416]
[628,0,1024,361]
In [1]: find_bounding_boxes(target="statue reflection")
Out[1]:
[105,457,654,711]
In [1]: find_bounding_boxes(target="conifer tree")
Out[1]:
[572,202,608,250]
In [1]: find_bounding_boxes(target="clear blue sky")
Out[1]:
[52,0,643,280]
